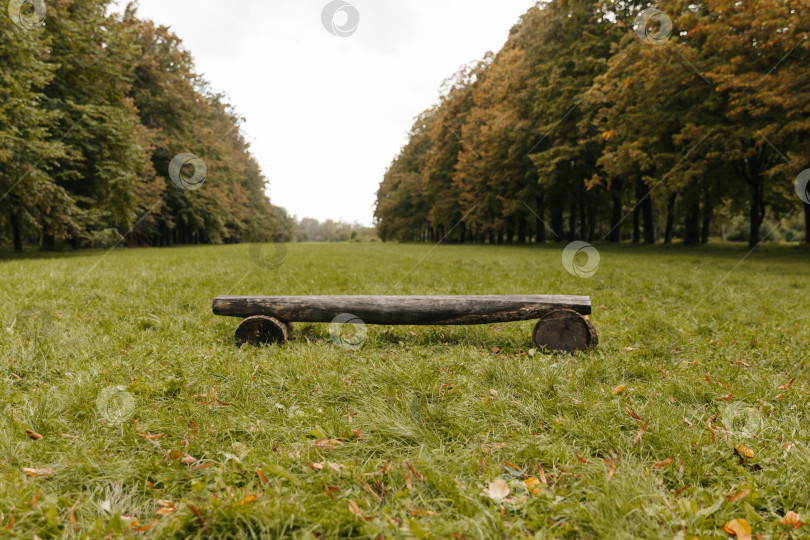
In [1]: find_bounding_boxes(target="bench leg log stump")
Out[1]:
[532,308,598,353]
[215,295,598,354]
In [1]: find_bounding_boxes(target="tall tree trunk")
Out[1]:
[609,188,622,243]
[551,203,563,241]
[665,193,676,244]
[701,201,713,244]
[641,186,655,244]
[517,214,527,244]
[10,208,23,252]
[684,198,701,245]
[748,177,764,248]
[41,233,56,251]
[535,195,546,243]
[567,201,576,241]
[804,201,810,244]
[505,220,514,244]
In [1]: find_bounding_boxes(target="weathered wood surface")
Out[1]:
[213,295,591,325]
[532,308,598,353]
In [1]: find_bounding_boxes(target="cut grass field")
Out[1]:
[1,242,808,539]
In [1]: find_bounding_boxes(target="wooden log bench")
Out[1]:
[212,295,598,353]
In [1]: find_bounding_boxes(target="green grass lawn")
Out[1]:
[1,242,808,539]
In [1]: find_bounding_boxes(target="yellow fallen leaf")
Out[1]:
[23,468,53,477]
[26,429,43,440]
[735,444,754,459]
[180,454,197,465]
[348,500,364,519]
[781,511,804,529]
[156,507,175,516]
[613,385,627,395]
[653,457,674,469]
[523,477,540,488]
[256,469,268,484]
[239,495,257,505]
[722,518,752,540]
[483,478,510,502]
[726,489,750,502]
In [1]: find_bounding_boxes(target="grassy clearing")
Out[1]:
[0,242,808,539]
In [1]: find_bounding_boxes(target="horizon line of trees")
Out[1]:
[1,0,284,253]
[374,0,810,248]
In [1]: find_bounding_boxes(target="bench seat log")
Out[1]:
[213,295,591,326]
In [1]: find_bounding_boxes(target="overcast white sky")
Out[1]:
[114,0,538,225]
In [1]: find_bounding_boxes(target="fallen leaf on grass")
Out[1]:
[405,461,423,481]
[256,469,269,484]
[780,511,804,529]
[311,439,343,450]
[363,462,391,476]
[4,516,13,530]
[180,454,197,466]
[613,385,627,395]
[623,347,638,352]
[490,347,501,354]
[633,421,649,444]
[717,393,734,402]
[409,509,436,516]
[239,495,257,505]
[483,478,510,502]
[734,444,754,460]
[575,454,588,464]
[653,457,674,469]
[778,378,795,391]
[404,472,412,491]
[722,518,752,540]
[355,476,382,502]
[726,489,750,502]
[348,500,369,520]
[26,429,43,440]
[524,477,541,489]
[23,468,53,477]
[625,406,642,421]
[324,485,340,499]
[603,460,615,481]
[534,460,548,484]
[351,429,363,440]
[156,500,176,517]
[69,500,79,531]
[137,433,164,440]
[131,518,158,532]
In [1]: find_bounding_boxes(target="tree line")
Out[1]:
[1,0,282,252]
[374,0,810,248]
